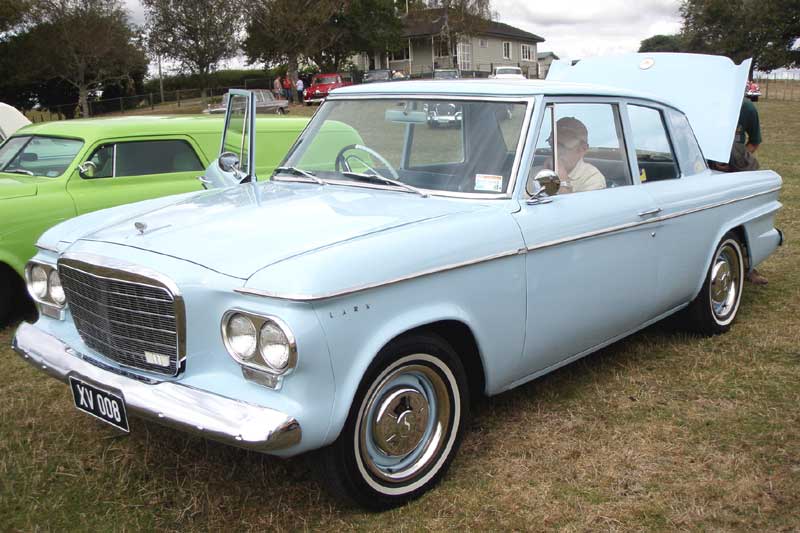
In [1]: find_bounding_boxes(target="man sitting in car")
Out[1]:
[550,117,606,194]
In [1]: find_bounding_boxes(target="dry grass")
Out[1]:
[1,100,799,532]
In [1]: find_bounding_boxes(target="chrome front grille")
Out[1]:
[58,259,184,376]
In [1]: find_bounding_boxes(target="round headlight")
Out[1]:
[48,270,66,305]
[259,320,290,370]
[29,265,48,299]
[226,314,257,360]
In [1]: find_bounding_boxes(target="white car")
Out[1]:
[0,103,31,142]
[489,66,525,79]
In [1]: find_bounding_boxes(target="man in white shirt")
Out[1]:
[552,117,606,194]
[295,78,305,104]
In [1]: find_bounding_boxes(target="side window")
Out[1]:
[115,140,203,177]
[627,105,679,182]
[527,102,631,196]
[87,144,114,178]
[665,109,706,176]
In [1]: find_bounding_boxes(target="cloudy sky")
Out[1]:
[125,0,684,63]
[493,0,683,59]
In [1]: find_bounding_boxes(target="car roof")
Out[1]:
[332,79,672,106]
[15,115,308,141]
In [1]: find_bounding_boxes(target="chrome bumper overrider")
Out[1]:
[12,322,301,453]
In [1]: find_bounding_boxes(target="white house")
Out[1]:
[353,9,545,78]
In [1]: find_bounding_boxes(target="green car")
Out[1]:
[0,115,308,323]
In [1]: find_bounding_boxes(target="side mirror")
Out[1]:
[527,169,560,204]
[218,151,241,173]
[78,160,97,179]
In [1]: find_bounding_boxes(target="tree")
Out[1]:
[680,0,800,71]
[142,0,245,98]
[639,34,685,53]
[0,0,31,34]
[13,1,147,117]
[244,0,404,75]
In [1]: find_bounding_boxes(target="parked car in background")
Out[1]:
[0,114,308,323]
[746,80,761,102]
[433,69,460,80]
[303,73,354,105]
[14,55,783,510]
[363,69,393,83]
[489,66,525,79]
[205,89,289,114]
[0,103,31,142]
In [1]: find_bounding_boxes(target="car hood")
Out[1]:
[0,174,38,200]
[546,53,750,163]
[81,182,484,279]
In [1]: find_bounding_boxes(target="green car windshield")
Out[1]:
[0,135,84,177]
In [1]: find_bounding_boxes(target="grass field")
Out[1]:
[1,100,798,531]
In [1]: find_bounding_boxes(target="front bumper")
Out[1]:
[304,96,325,104]
[12,322,301,453]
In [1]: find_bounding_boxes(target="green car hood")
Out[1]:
[0,175,38,200]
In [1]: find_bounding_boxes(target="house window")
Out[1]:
[502,41,511,59]
[479,38,488,48]
[521,44,533,61]
[433,36,450,57]
[458,41,472,71]
[390,44,410,62]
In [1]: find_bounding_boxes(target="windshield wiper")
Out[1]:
[341,171,428,198]
[3,168,34,176]
[273,166,326,185]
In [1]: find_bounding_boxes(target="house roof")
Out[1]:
[403,8,544,43]
[537,52,560,60]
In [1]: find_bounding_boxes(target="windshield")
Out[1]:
[434,71,459,79]
[314,76,339,85]
[0,135,84,177]
[496,68,522,75]
[278,98,529,196]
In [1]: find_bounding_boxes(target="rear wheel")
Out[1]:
[276,107,286,115]
[318,333,469,510]
[683,232,745,335]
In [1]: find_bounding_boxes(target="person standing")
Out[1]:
[273,76,282,99]
[296,77,305,104]
[282,75,293,104]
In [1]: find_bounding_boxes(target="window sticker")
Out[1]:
[475,174,503,192]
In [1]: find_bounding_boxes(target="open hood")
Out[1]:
[546,53,751,163]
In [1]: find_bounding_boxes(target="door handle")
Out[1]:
[638,207,662,217]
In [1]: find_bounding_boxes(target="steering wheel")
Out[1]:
[334,144,399,180]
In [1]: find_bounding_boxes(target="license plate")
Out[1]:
[69,376,129,432]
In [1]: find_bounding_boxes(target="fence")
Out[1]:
[27,83,276,123]
[753,72,800,101]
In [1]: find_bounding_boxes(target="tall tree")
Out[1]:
[142,0,245,98]
[639,34,686,53]
[680,0,800,70]
[25,0,146,117]
[244,0,403,75]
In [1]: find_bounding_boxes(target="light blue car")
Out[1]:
[13,53,783,509]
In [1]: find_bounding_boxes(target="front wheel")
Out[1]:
[683,232,745,335]
[318,334,469,509]
[276,107,286,115]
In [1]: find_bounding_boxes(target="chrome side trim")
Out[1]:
[235,248,523,301]
[13,323,301,453]
[525,185,783,253]
[235,186,780,303]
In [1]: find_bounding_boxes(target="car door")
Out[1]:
[623,102,724,314]
[513,100,661,376]
[67,137,207,215]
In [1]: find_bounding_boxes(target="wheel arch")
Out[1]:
[323,314,488,446]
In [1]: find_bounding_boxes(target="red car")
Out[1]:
[303,73,353,105]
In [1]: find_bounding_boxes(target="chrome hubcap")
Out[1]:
[372,387,429,456]
[357,359,453,484]
[710,243,741,320]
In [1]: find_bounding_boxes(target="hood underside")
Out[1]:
[546,53,751,163]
